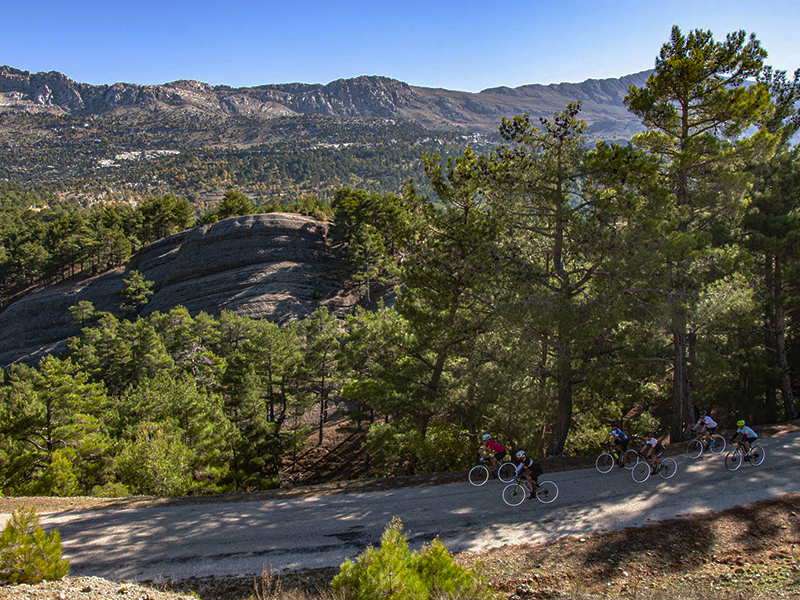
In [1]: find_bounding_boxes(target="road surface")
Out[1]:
[30,431,800,582]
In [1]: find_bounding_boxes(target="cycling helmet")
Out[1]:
[482,434,491,441]
[699,410,707,416]
[611,420,620,427]
[646,431,654,437]
[737,419,745,427]
[516,450,526,458]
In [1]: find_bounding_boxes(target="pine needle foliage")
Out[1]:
[0,507,69,584]
[331,518,495,600]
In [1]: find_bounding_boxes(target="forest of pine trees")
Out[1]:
[0,26,798,497]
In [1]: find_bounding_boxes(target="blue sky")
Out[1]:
[2,0,798,92]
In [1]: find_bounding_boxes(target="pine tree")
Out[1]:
[0,508,69,584]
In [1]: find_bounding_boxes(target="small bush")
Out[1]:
[331,518,495,600]
[91,481,131,498]
[115,422,192,496]
[0,507,69,584]
[25,449,81,497]
[365,422,473,476]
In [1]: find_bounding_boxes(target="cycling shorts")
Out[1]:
[521,463,543,481]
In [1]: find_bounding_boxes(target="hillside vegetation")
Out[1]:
[0,26,798,505]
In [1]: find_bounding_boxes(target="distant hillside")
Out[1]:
[0,65,649,137]
[0,66,650,203]
[0,213,357,367]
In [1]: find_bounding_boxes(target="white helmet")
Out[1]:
[482,434,491,441]
[516,450,526,458]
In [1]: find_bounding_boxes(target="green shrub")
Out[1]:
[365,422,473,477]
[0,508,69,584]
[331,518,495,600]
[91,481,131,498]
[25,449,81,497]
[115,422,192,496]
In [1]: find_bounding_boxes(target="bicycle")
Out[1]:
[724,441,765,471]
[685,431,726,459]
[631,454,678,483]
[502,475,559,507]
[595,444,639,473]
[468,456,516,486]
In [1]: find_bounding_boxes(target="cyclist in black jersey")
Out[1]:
[514,450,544,499]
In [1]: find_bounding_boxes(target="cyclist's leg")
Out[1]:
[620,439,630,466]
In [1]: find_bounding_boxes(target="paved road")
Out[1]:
[34,431,800,582]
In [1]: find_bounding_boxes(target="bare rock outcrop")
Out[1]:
[0,213,356,367]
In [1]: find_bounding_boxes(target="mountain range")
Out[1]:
[0,65,650,140]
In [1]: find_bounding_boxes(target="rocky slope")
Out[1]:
[0,213,357,367]
[0,65,649,138]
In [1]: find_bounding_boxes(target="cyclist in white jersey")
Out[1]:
[692,410,718,449]
[641,432,666,469]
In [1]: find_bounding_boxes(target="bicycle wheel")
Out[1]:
[595,453,614,473]
[497,462,516,483]
[623,449,639,469]
[468,464,489,486]
[725,450,743,471]
[748,445,765,466]
[658,458,677,479]
[535,480,558,503]
[686,439,703,460]
[502,482,528,506]
[709,435,726,455]
[632,461,651,483]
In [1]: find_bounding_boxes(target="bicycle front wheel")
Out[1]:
[658,458,677,479]
[623,449,639,469]
[632,461,651,483]
[497,462,516,483]
[709,435,726,455]
[725,450,743,471]
[686,439,703,460]
[502,482,528,507]
[595,453,614,473]
[749,445,765,466]
[535,480,558,503]
[468,464,489,486]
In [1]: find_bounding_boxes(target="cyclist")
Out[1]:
[641,432,666,469]
[514,450,544,499]
[692,410,718,449]
[730,420,758,457]
[481,434,507,476]
[602,420,630,467]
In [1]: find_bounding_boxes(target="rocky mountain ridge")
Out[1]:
[0,65,650,137]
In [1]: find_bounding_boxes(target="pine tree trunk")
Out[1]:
[547,340,572,456]
[774,256,796,421]
[671,308,688,442]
